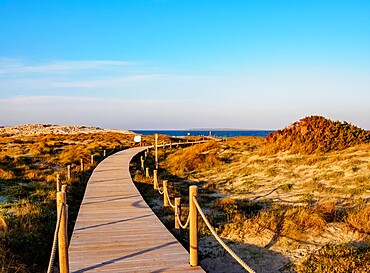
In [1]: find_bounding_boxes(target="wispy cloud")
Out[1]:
[1,58,370,129]
[0,58,217,99]
[0,96,200,129]
[0,58,176,98]
[0,58,135,75]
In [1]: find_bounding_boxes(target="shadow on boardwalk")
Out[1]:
[74,241,178,273]
[69,147,205,273]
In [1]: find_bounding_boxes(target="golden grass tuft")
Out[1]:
[346,205,370,234]
[0,215,7,232]
[297,243,370,273]
[0,168,15,180]
[241,204,327,241]
[283,207,327,237]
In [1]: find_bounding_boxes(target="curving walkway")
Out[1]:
[68,147,204,273]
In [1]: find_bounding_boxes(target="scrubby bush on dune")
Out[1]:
[234,204,327,241]
[156,134,172,143]
[346,205,370,234]
[162,137,264,178]
[28,141,51,157]
[0,215,7,232]
[164,141,223,177]
[57,144,90,165]
[0,168,15,180]
[218,199,347,249]
[224,136,265,152]
[297,243,370,273]
[263,116,370,154]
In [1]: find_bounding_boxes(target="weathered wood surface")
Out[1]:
[69,147,204,273]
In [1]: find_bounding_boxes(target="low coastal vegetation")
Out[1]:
[133,116,370,272]
[0,131,138,272]
[263,115,370,154]
[2,116,370,272]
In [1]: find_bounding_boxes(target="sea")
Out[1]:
[132,130,274,138]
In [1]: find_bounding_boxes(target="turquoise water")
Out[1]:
[132,130,274,138]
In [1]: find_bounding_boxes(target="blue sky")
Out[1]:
[1,0,369,129]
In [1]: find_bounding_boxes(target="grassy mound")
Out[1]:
[264,116,370,154]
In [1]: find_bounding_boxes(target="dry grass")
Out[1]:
[156,135,370,272]
[346,205,370,234]
[0,247,27,273]
[0,169,15,180]
[0,131,141,271]
[0,215,7,232]
[164,141,223,177]
[296,243,370,273]
[262,115,370,154]
[222,204,327,243]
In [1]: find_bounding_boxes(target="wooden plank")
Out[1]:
[69,147,205,272]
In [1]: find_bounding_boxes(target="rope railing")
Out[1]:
[49,148,108,273]
[45,139,210,273]
[164,185,176,208]
[193,196,256,273]
[47,202,65,273]
[47,182,70,273]
[175,211,190,229]
[142,137,255,272]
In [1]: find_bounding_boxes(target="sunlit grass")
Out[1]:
[0,131,138,271]
[297,243,370,273]
[155,134,370,272]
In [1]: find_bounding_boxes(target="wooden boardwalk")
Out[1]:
[68,147,205,273]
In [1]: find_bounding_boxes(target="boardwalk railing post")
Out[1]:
[140,156,145,172]
[155,134,158,169]
[163,180,169,207]
[67,165,71,180]
[175,197,181,229]
[80,159,84,172]
[57,188,69,273]
[146,167,150,178]
[189,185,198,266]
[153,170,158,190]
[103,149,106,157]
[56,174,61,192]
[61,185,68,232]
[91,155,94,165]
